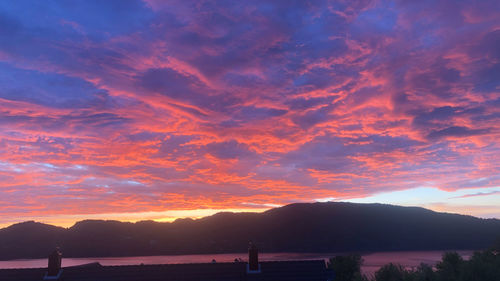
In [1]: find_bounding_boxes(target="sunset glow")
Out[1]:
[0,0,499,227]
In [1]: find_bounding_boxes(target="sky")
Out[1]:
[0,0,499,228]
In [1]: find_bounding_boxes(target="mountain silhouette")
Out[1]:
[1,202,499,260]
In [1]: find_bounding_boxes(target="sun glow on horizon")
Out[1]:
[0,207,274,229]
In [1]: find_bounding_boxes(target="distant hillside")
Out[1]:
[1,202,500,260]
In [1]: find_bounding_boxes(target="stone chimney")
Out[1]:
[44,248,62,280]
[247,242,261,273]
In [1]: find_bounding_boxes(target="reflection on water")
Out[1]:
[0,251,473,276]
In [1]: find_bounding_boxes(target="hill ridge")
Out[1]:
[0,202,499,260]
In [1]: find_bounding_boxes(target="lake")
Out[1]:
[0,250,473,276]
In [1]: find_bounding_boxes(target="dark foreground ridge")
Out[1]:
[1,202,500,260]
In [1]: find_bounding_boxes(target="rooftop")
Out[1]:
[0,260,333,281]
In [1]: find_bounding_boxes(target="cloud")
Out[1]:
[451,190,500,199]
[291,105,335,129]
[138,67,206,99]
[204,140,256,160]
[0,63,113,109]
[427,126,490,139]
[0,0,499,224]
[286,96,339,111]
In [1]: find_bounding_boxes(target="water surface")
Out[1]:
[0,250,473,276]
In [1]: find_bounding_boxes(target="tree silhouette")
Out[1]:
[435,252,463,281]
[327,255,367,281]
[374,263,407,281]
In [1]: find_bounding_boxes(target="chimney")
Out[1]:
[44,248,62,280]
[247,242,261,273]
